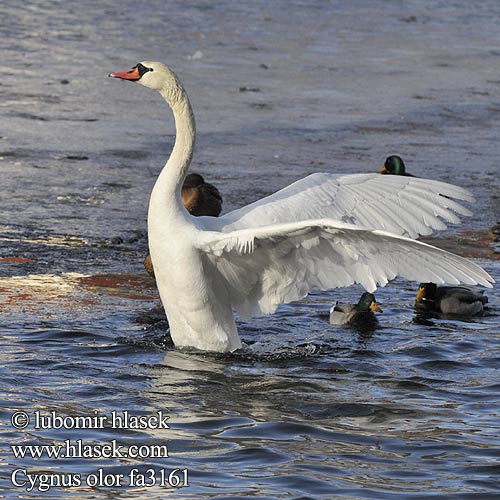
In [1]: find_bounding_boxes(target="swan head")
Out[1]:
[109,61,183,99]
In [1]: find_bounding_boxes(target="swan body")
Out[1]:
[329,292,382,326]
[144,173,222,278]
[415,282,488,316]
[110,61,493,352]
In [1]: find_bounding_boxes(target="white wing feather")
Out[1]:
[197,220,493,319]
[202,173,473,239]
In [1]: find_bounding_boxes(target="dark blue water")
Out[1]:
[1,1,499,498]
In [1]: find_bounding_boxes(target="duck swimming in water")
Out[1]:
[110,61,492,352]
[415,282,488,316]
[329,292,382,327]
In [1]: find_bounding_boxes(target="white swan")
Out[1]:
[110,62,493,353]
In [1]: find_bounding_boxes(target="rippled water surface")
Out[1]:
[1,1,500,498]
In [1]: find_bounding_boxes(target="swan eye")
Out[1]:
[135,63,154,78]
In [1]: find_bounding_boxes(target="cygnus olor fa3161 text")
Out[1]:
[110,61,493,353]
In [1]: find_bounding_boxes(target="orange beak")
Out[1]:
[109,67,141,81]
[378,166,387,174]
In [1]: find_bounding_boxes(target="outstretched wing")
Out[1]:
[197,219,493,319]
[204,173,473,239]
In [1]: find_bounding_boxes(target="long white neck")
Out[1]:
[149,87,196,220]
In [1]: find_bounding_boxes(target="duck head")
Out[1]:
[415,282,437,303]
[379,155,407,175]
[357,292,382,313]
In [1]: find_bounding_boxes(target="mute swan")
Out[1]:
[110,61,493,352]
[379,155,415,176]
[329,292,382,326]
[144,172,222,278]
[415,282,488,316]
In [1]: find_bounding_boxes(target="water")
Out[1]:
[1,0,499,498]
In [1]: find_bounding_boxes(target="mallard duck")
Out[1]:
[415,282,488,316]
[379,155,415,177]
[329,292,382,326]
[144,173,222,277]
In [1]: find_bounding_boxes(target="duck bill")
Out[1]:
[370,301,382,313]
[109,67,141,81]
[415,287,425,302]
[378,166,387,174]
